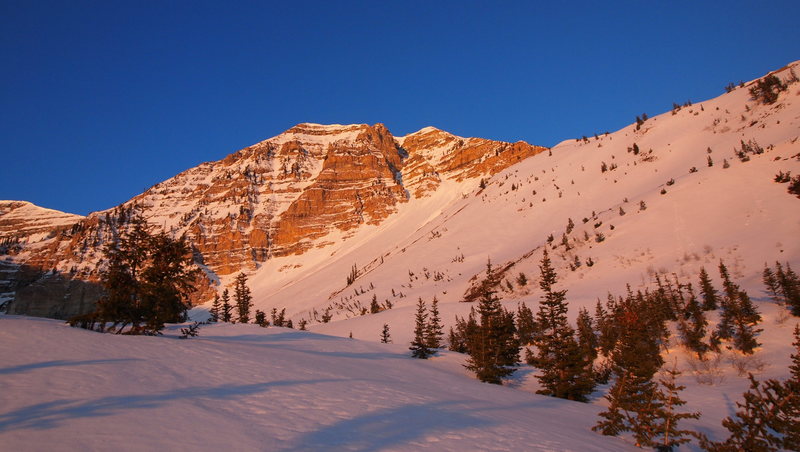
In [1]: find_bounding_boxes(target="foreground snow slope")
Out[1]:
[0,316,632,451]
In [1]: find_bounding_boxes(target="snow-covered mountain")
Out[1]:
[2,123,544,318]
[2,61,799,451]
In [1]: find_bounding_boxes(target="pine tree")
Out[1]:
[464,262,519,384]
[370,294,381,314]
[678,283,709,358]
[791,324,800,382]
[220,288,233,323]
[703,326,800,450]
[515,301,537,346]
[87,209,199,335]
[449,309,478,353]
[655,363,700,450]
[234,273,253,324]
[209,293,221,322]
[698,267,718,311]
[763,264,781,302]
[576,307,598,364]
[409,298,431,359]
[534,250,594,400]
[716,262,737,339]
[596,298,617,357]
[776,262,800,316]
[425,296,444,349]
[380,323,391,343]
[594,299,665,446]
[254,309,268,327]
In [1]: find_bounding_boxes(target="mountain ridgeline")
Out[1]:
[1,124,545,318]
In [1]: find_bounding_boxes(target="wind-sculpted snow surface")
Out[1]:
[0,316,631,451]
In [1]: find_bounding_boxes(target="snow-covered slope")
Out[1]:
[237,61,800,338]
[0,316,632,451]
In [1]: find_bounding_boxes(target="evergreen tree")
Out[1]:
[87,210,199,335]
[594,298,665,446]
[576,307,598,364]
[139,231,198,332]
[209,293,221,322]
[254,309,268,327]
[220,288,233,323]
[464,262,519,384]
[410,298,432,359]
[698,267,718,311]
[596,298,617,358]
[776,262,800,316]
[449,308,478,353]
[370,294,381,314]
[716,262,737,339]
[533,250,594,400]
[515,301,537,346]
[678,283,709,358]
[763,264,781,302]
[425,296,444,349]
[791,324,800,382]
[234,273,253,324]
[380,323,391,343]
[654,363,700,450]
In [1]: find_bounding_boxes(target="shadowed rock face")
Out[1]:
[2,123,546,318]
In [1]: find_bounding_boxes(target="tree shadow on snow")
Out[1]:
[284,401,495,452]
[0,359,141,375]
[0,378,344,433]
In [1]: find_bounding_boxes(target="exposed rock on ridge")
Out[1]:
[2,124,546,317]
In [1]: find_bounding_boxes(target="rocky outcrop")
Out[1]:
[2,123,547,318]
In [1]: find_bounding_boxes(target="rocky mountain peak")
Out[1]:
[3,123,546,319]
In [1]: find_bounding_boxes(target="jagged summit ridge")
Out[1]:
[3,122,545,318]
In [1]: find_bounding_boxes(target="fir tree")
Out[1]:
[595,298,616,358]
[220,288,233,323]
[533,250,594,400]
[425,296,444,349]
[449,308,478,353]
[763,263,781,302]
[716,262,737,339]
[776,262,800,316]
[698,267,718,311]
[86,209,199,335]
[464,262,519,384]
[380,323,391,343]
[370,294,381,314]
[655,363,700,450]
[254,309,268,327]
[209,293,221,322]
[594,298,665,446]
[234,272,253,324]
[410,298,432,359]
[576,307,598,364]
[678,283,709,358]
[515,301,537,346]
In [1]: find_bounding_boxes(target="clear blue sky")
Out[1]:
[2,1,798,216]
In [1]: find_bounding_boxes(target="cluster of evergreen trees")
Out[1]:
[208,273,296,329]
[69,209,199,335]
[701,325,800,451]
[443,250,797,448]
[409,296,444,359]
[448,260,520,384]
[763,261,800,316]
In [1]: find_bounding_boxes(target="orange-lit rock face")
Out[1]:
[3,123,546,312]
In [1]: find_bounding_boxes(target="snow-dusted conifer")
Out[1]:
[410,298,431,359]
